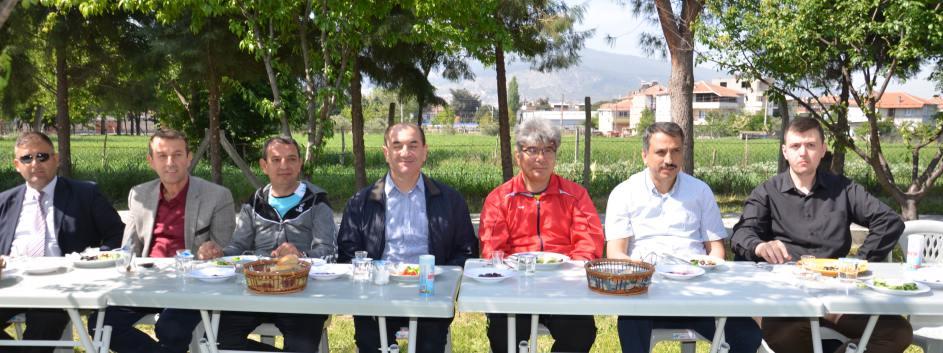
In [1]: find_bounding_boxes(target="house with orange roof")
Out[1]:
[796,92,939,134]
[655,81,745,124]
[597,97,633,135]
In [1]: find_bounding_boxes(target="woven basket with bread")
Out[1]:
[244,255,311,294]
[585,258,654,295]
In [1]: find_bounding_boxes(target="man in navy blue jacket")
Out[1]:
[338,123,478,353]
[0,131,124,353]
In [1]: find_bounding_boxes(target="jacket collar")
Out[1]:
[508,173,561,196]
[369,172,440,203]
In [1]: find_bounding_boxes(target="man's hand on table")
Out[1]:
[271,243,304,258]
[197,241,223,260]
[755,240,792,264]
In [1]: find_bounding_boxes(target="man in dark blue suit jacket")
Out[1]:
[0,132,124,353]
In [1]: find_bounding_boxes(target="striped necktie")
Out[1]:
[28,190,47,257]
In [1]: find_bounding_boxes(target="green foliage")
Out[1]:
[508,76,521,121]
[449,88,481,123]
[636,108,655,135]
[478,105,498,136]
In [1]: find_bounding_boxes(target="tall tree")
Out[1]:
[507,75,521,124]
[701,0,943,219]
[618,0,702,174]
[450,88,481,123]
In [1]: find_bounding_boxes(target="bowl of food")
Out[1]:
[685,255,725,271]
[865,278,930,296]
[656,264,706,280]
[808,258,868,277]
[507,252,570,270]
[390,264,444,282]
[464,267,516,284]
[188,266,236,283]
[243,255,311,294]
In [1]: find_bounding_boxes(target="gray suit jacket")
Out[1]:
[123,176,236,257]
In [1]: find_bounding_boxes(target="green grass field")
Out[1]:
[1,132,940,215]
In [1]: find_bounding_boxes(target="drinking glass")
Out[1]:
[175,249,194,280]
[491,250,505,268]
[355,251,368,260]
[838,258,861,283]
[115,248,134,275]
[798,255,816,280]
[519,254,537,276]
[352,257,372,282]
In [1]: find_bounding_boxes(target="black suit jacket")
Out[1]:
[0,177,124,255]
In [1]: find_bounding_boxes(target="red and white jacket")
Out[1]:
[479,173,604,261]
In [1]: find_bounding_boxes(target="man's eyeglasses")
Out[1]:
[17,153,51,164]
[520,146,557,157]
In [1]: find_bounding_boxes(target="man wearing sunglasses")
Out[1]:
[0,131,124,353]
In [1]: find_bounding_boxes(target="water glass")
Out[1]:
[838,258,861,283]
[352,257,372,282]
[798,255,817,280]
[491,250,505,268]
[355,251,368,260]
[114,248,134,275]
[519,254,537,276]
[175,249,194,279]
[373,260,391,285]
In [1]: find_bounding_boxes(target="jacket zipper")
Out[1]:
[535,195,544,251]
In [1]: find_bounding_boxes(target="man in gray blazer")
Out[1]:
[90,128,236,353]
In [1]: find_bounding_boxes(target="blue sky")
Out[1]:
[569,0,940,98]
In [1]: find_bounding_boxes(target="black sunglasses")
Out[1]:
[18,152,51,164]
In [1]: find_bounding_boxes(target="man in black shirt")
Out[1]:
[731,117,911,353]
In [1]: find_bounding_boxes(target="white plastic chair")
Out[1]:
[896,219,943,353]
[650,328,707,353]
[757,328,850,353]
[252,319,331,353]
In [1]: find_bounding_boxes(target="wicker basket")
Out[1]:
[243,260,311,294]
[584,258,654,295]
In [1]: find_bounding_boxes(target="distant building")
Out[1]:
[597,98,632,135]
[796,92,940,133]
[519,110,588,129]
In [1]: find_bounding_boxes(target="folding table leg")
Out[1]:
[529,314,539,353]
[710,317,727,353]
[379,316,389,353]
[408,317,418,353]
[65,309,96,353]
[199,310,219,353]
[854,315,879,353]
[810,317,824,353]
[508,314,516,353]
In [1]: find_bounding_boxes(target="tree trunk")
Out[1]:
[55,38,72,177]
[387,102,396,128]
[900,197,918,221]
[777,96,790,173]
[415,95,425,126]
[0,0,18,31]
[669,48,695,175]
[116,116,122,135]
[831,75,850,176]
[351,57,367,189]
[32,105,43,132]
[495,43,514,181]
[207,48,223,184]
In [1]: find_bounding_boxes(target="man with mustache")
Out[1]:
[605,122,762,353]
[91,128,235,353]
[732,117,910,353]
[479,118,604,353]
[338,123,478,353]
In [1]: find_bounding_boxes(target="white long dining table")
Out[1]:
[104,259,462,353]
[457,259,827,353]
[0,257,114,353]
[1,257,461,353]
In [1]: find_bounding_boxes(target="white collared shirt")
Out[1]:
[11,177,61,257]
[605,169,726,259]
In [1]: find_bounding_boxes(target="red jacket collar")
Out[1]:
[509,173,562,196]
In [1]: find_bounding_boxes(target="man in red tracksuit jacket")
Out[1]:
[479,118,604,353]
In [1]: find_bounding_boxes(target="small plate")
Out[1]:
[464,267,516,284]
[864,279,931,296]
[71,251,121,268]
[685,255,725,270]
[390,265,444,282]
[302,258,327,267]
[912,268,943,289]
[188,267,236,283]
[656,264,705,280]
[24,263,66,275]
[308,264,349,281]
[506,252,570,270]
[215,255,261,266]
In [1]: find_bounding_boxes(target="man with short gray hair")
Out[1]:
[479,118,604,353]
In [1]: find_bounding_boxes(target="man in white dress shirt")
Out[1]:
[605,122,761,353]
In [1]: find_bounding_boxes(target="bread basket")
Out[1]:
[584,258,654,295]
[243,259,311,294]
